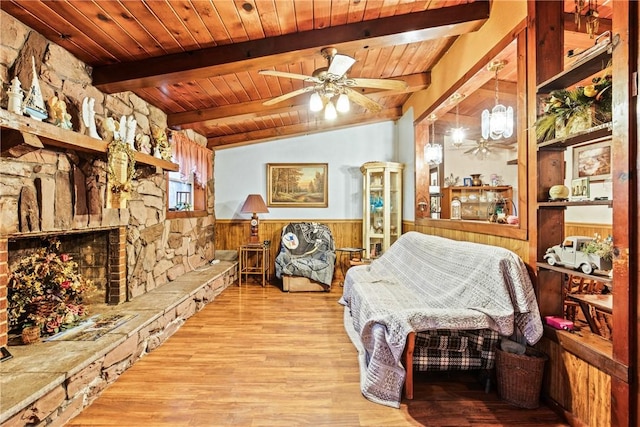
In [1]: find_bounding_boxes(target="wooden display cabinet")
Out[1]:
[441,186,512,220]
[361,161,403,259]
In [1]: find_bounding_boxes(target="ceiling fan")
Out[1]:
[258,47,408,114]
[463,138,516,157]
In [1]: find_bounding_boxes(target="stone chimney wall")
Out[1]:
[0,11,215,347]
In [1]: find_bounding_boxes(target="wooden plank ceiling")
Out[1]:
[0,0,612,150]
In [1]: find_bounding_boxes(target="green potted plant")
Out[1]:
[535,66,612,143]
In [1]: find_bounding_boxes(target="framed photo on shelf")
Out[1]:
[463,177,472,187]
[266,163,328,208]
[573,140,612,182]
[571,177,590,201]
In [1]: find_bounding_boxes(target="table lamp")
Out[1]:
[240,194,269,243]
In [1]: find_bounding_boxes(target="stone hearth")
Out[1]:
[0,260,237,426]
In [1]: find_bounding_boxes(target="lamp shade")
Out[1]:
[241,194,269,214]
[309,92,323,112]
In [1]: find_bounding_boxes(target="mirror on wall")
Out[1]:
[418,34,526,236]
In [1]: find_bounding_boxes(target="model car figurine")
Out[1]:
[544,236,612,275]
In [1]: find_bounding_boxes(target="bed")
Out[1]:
[339,231,543,408]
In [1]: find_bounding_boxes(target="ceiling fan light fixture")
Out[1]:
[309,92,324,112]
[336,93,350,113]
[324,101,338,120]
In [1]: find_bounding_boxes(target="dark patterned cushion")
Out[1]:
[413,329,500,372]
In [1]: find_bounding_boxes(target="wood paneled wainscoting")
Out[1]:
[215,219,363,282]
[565,223,612,240]
[405,221,529,261]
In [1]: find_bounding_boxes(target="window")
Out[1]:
[168,171,194,211]
[167,132,212,218]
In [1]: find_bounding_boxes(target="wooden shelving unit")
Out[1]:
[0,109,179,171]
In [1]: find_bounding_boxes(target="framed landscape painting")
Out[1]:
[573,140,612,182]
[267,163,328,208]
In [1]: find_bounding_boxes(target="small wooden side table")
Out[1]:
[335,247,365,285]
[239,243,270,287]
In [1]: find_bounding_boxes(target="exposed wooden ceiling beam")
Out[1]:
[169,73,430,129]
[93,2,489,93]
[208,108,402,149]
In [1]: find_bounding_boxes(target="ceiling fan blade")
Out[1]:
[327,54,356,77]
[349,77,408,91]
[344,87,383,112]
[262,86,315,106]
[259,69,317,83]
[463,147,477,154]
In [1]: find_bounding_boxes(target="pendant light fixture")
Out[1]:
[449,93,465,148]
[481,60,513,141]
[424,114,443,166]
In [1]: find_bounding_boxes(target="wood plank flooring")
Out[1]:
[67,280,569,427]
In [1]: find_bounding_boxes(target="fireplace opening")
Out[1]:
[9,232,109,306]
[3,227,127,345]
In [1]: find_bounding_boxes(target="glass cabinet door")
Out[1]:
[361,161,403,258]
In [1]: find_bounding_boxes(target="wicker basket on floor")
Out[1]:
[495,346,548,409]
[21,326,41,344]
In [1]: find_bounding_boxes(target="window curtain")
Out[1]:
[171,132,212,188]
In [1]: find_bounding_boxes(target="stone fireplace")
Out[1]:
[0,227,127,347]
[0,10,215,353]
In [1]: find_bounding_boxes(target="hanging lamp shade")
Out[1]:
[309,92,324,112]
[336,93,350,113]
[324,100,338,120]
[481,60,513,140]
[424,115,443,165]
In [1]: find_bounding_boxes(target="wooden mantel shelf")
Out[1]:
[0,109,179,172]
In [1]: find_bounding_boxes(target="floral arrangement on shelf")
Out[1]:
[535,65,612,143]
[8,239,95,336]
[583,233,614,262]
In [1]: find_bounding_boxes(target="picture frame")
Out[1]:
[573,140,612,182]
[463,177,472,187]
[267,163,328,208]
[571,177,590,201]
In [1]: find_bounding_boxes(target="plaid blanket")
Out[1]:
[339,231,542,408]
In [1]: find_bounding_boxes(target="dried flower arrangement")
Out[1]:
[535,65,612,143]
[8,239,95,336]
[583,233,614,262]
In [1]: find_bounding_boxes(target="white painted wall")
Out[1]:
[397,108,416,221]
[214,122,399,220]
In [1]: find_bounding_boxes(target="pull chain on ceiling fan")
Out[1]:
[259,47,408,119]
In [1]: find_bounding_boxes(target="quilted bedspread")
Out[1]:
[338,231,543,408]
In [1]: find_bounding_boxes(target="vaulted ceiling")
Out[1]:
[0,1,612,150]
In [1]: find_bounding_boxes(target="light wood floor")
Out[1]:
[67,279,569,427]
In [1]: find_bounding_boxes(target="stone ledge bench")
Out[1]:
[0,260,237,427]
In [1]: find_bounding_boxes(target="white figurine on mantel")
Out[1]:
[125,116,137,148]
[23,57,48,121]
[82,97,101,140]
[135,133,151,154]
[116,115,137,149]
[7,77,24,115]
